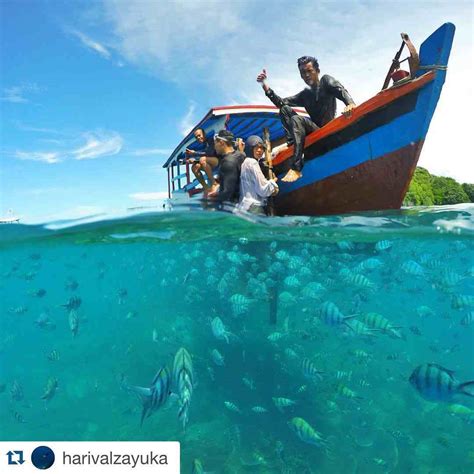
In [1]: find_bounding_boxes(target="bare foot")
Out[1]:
[207,184,220,197]
[281,169,302,182]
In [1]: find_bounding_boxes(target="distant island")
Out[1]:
[403,167,473,206]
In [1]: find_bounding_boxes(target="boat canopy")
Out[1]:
[163,105,308,169]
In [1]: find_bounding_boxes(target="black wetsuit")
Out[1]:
[265,74,355,171]
[218,150,245,203]
[194,136,218,159]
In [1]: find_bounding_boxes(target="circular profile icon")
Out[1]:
[31,446,55,470]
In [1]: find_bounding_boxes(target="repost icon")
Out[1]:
[7,450,25,465]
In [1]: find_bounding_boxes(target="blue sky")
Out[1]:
[1,0,473,223]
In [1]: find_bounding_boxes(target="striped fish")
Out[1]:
[10,380,23,401]
[279,291,297,307]
[337,383,363,400]
[267,332,285,342]
[344,319,379,337]
[320,301,357,327]
[8,306,28,315]
[61,296,81,311]
[122,367,171,425]
[251,406,268,414]
[172,348,194,430]
[211,317,231,343]
[275,250,290,261]
[47,350,60,361]
[375,240,392,251]
[409,363,474,402]
[301,358,324,381]
[230,294,253,317]
[211,349,225,366]
[68,310,79,337]
[13,411,26,423]
[336,370,353,381]
[192,459,204,474]
[460,312,474,326]
[451,295,474,310]
[355,258,382,272]
[337,240,354,251]
[284,275,300,288]
[272,397,296,412]
[288,417,326,447]
[345,273,376,290]
[224,401,242,414]
[401,260,425,277]
[362,312,403,339]
[41,377,58,402]
[437,269,464,287]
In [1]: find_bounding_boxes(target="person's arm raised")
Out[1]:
[256,68,270,93]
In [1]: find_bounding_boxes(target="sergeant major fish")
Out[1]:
[211,349,225,366]
[409,363,474,402]
[272,397,296,412]
[171,347,194,430]
[121,367,171,425]
[41,377,58,402]
[61,296,81,311]
[288,417,327,447]
[211,317,233,344]
[69,310,79,337]
[319,301,357,328]
[301,358,324,382]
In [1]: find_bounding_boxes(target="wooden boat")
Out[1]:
[163,23,455,216]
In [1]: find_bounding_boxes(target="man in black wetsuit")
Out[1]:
[186,128,219,193]
[208,130,245,204]
[257,56,355,183]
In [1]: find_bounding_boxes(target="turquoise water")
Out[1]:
[1,205,473,474]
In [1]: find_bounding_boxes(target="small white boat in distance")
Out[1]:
[0,210,20,224]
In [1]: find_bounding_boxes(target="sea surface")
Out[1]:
[1,204,473,474]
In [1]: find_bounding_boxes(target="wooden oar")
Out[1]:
[263,128,278,325]
[263,127,276,217]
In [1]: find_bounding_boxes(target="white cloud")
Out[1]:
[14,121,61,134]
[72,131,123,160]
[12,130,124,163]
[69,29,111,59]
[131,148,172,156]
[95,0,473,181]
[179,102,196,136]
[1,83,41,103]
[14,151,61,164]
[129,192,168,201]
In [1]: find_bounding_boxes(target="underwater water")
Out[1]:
[1,205,473,474]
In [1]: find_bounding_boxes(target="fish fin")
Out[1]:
[458,381,474,397]
[343,321,357,331]
[140,406,149,426]
[344,314,359,320]
[150,367,166,387]
[127,385,152,406]
[431,363,455,376]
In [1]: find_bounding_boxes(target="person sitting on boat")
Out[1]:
[185,128,219,193]
[256,56,356,183]
[208,130,245,203]
[237,135,279,214]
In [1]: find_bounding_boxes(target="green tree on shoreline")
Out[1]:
[404,167,472,206]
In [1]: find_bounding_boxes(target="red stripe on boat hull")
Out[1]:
[275,140,424,216]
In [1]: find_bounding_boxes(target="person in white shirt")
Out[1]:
[238,135,279,214]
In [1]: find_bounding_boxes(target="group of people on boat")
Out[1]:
[185,55,355,214]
